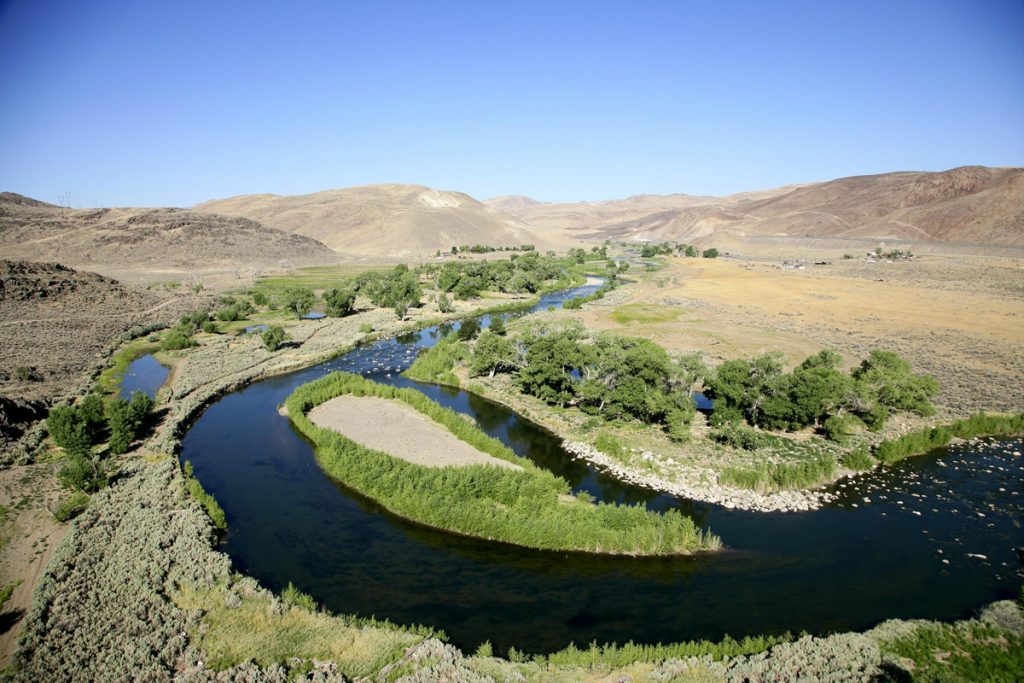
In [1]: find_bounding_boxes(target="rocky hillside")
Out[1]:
[0,195,340,274]
[493,166,1024,245]
[195,184,568,257]
[0,261,201,448]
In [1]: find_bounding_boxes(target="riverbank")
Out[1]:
[288,372,719,555]
[10,456,1022,679]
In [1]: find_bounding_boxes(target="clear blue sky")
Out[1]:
[1,0,1021,207]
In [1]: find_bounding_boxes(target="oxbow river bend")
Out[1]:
[179,282,1024,654]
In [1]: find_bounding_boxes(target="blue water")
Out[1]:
[118,354,169,400]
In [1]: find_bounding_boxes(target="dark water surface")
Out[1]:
[180,283,1023,654]
[119,354,169,400]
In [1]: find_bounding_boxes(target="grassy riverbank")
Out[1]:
[874,412,1024,464]
[286,372,719,555]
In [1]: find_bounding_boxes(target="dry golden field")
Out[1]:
[559,253,1024,415]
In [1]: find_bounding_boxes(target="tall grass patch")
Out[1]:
[174,586,421,679]
[719,454,837,493]
[874,413,1024,464]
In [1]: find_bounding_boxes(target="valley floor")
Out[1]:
[1,250,1022,679]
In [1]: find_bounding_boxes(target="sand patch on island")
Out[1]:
[308,396,521,470]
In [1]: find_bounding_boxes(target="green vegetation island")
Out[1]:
[286,372,718,555]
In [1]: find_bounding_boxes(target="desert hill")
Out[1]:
[0,196,340,277]
[0,260,203,447]
[195,184,568,257]
[493,167,1024,246]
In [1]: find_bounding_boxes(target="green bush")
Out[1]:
[286,372,718,555]
[841,447,875,472]
[282,287,316,318]
[281,582,317,611]
[323,287,357,317]
[593,433,627,458]
[160,326,195,351]
[57,454,108,493]
[719,455,837,493]
[261,325,287,352]
[712,424,768,451]
[46,405,92,455]
[404,336,467,385]
[53,491,90,522]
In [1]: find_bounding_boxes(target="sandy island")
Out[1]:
[308,396,521,470]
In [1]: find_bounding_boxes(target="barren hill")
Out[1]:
[0,196,339,278]
[496,167,1024,246]
[195,184,567,257]
[0,260,203,446]
[483,195,544,213]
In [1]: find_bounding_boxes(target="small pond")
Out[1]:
[118,354,169,400]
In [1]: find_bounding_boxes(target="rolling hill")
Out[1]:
[195,184,568,257]
[487,166,1024,246]
[0,195,340,276]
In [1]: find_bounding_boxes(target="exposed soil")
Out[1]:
[0,462,68,666]
[309,396,521,470]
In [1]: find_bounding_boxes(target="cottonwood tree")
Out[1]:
[282,287,316,318]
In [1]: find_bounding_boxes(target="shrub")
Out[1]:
[261,325,288,352]
[281,582,317,612]
[14,366,40,381]
[719,455,837,493]
[323,287,357,317]
[702,248,719,258]
[160,326,195,351]
[53,491,90,522]
[106,400,135,454]
[437,292,454,313]
[874,413,1024,464]
[821,414,854,443]
[57,454,107,493]
[215,306,241,322]
[201,321,217,334]
[282,287,316,318]
[841,447,875,472]
[712,423,768,451]
[79,394,107,441]
[46,405,91,455]
[359,323,374,334]
[594,433,626,458]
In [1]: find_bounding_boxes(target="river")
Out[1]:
[178,281,1023,654]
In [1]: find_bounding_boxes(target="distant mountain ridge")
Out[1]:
[486,166,1024,245]
[195,184,567,258]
